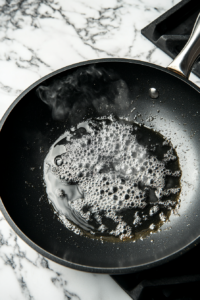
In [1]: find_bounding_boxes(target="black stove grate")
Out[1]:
[141,0,200,78]
[112,243,200,300]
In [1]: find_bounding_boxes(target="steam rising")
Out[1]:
[36,65,130,123]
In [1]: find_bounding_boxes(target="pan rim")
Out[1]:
[0,57,200,274]
[1,196,200,274]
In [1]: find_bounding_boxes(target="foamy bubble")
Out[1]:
[43,116,181,240]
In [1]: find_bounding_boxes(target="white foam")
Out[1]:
[43,116,181,239]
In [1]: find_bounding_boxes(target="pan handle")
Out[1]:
[167,13,200,79]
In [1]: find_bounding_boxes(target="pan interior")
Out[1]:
[1,60,200,272]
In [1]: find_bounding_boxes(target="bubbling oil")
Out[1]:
[44,116,181,241]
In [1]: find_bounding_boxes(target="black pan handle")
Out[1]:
[167,13,200,79]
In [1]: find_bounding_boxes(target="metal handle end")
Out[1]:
[167,13,200,79]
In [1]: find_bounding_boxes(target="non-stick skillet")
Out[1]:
[1,13,200,275]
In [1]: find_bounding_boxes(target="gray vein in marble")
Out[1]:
[0,0,171,63]
[146,48,157,62]
[0,36,50,71]
[0,81,22,95]
[57,3,123,56]
[18,276,34,300]
[0,219,81,300]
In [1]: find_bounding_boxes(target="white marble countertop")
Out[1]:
[0,0,199,299]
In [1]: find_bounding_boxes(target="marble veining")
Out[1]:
[1,0,198,299]
[0,213,130,300]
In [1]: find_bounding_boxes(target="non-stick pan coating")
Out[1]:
[0,59,200,274]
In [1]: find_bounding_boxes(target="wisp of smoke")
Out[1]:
[36,64,130,123]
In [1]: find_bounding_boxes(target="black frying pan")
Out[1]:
[1,14,200,275]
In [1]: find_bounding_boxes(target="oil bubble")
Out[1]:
[44,115,181,241]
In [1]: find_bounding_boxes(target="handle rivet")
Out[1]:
[149,88,159,99]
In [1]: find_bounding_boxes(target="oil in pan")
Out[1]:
[43,115,181,242]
